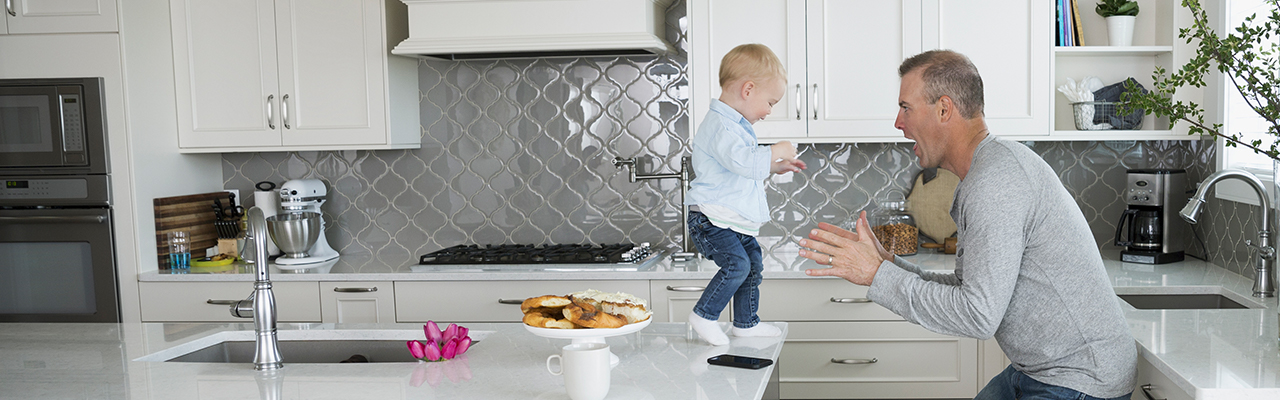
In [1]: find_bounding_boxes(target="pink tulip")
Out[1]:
[455,337,472,356]
[442,323,459,343]
[441,339,458,359]
[407,340,427,359]
[424,321,442,344]
[423,340,442,361]
[457,326,469,341]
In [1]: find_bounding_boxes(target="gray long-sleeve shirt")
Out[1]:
[867,135,1137,398]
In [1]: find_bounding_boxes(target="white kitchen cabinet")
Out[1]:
[1,0,118,34]
[649,279,730,323]
[138,281,321,322]
[168,0,419,153]
[689,0,1051,142]
[394,280,649,323]
[1135,355,1194,400]
[320,281,395,323]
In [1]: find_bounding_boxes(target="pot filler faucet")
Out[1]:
[230,206,284,370]
[1180,169,1276,298]
[613,156,698,262]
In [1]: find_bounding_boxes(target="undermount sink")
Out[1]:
[1115,287,1261,310]
[167,340,418,363]
[137,329,491,364]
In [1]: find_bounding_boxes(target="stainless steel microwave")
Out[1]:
[0,77,108,175]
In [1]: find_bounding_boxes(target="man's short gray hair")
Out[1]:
[898,50,985,119]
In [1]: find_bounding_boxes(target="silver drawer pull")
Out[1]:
[830,297,872,303]
[333,287,377,293]
[667,286,705,292]
[498,299,524,305]
[831,358,877,364]
[1140,384,1165,400]
[206,299,238,305]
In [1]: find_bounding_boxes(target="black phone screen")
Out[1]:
[707,354,774,369]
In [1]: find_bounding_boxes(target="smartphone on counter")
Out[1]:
[707,354,774,370]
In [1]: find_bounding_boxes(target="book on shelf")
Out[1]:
[1070,0,1083,45]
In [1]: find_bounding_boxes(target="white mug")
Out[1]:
[546,342,611,400]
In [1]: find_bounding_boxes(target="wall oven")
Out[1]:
[0,77,119,322]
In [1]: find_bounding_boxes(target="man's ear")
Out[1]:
[936,95,955,122]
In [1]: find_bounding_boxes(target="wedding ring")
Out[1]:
[828,255,834,265]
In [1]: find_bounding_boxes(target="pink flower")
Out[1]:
[455,337,472,355]
[423,340,442,361]
[441,339,458,359]
[424,321,442,343]
[407,340,427,359]
[409,321,473,362]
[442,323,459,343]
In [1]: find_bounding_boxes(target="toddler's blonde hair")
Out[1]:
[719,44,786,88]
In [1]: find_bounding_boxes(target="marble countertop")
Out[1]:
[0,321,786,400]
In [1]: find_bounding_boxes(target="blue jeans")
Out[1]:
[688,211,764,329]
[976,365,1132,400]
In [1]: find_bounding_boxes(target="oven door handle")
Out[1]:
[0,215,106,224]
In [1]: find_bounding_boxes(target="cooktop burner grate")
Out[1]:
[417,243,653,265]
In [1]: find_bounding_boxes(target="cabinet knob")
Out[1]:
[497,299,524,305]
[829,297,872,303]
[666,286,705,292]
[333,287,377,293]
[830,357,877,364]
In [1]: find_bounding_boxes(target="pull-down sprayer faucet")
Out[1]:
[1180,169,1276,298]
[613,156,697,261]
[230,206,284,370]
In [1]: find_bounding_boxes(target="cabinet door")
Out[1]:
[138,281,321,322]
[171,0,283,148]
[807,0,922,140]
[395,280,649,323]
[275,0,386,146]
[690,0,807,141]
[649,280,730,323]
[930,0,1050,136]
[320,281,395,323]
[4,0,118,34]
[1134,356,1193,400]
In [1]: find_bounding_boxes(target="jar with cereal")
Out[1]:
[871,199,918,256]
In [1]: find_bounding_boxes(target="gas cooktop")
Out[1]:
[411,243,663,272]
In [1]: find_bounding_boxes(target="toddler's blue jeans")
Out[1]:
[688,211,764,329]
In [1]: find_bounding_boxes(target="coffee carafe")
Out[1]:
[1113,169,1190,264]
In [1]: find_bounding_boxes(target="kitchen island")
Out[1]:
[0,321,785,399]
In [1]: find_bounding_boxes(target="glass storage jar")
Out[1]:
[872,199,918,256]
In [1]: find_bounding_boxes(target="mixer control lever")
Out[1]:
[1245,240,1276,260]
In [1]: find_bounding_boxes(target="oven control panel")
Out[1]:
[1,178,89,200]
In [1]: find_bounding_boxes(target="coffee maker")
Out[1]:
[1114,169,1190,264]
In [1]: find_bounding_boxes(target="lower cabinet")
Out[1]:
[138,281,320,322]
[780,321,979,399]
[394,280,649,322]
[319,281,395,323]
[1135,355,1194,400]
[649,279,730,323]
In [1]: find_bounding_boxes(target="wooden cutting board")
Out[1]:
[906,168,959,243]
[154,191,227,269]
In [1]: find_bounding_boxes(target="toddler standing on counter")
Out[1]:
[685,43,806,345]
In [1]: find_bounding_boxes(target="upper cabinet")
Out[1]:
[169,0,420,153]
[1,0,118,34]
[689,0,1051,143]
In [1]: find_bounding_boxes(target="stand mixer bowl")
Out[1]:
[266,212,322,258]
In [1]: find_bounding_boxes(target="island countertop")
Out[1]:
[0,321,786,399]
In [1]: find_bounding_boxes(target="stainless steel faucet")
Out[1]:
[1180,169,1276,298]
[613,156,698,261]
[230,206,284,370]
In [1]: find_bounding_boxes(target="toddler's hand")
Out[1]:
[771,158,806,175]
[770,141,797,161]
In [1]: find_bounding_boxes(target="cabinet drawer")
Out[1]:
[320,281,395,323]
[758,279,902,321]
[1135,356,1193,400]
[138,282,320,322]
[395,281,649,323]
[649,279,729,323]
[779,321,978,399]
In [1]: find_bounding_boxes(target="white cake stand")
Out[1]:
[525,318,651,367]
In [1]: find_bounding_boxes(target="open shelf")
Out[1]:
[1054,46,1174,56]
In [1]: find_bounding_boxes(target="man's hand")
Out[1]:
[770,141,797,161]
[771,158,806,175]
[799,211,887,286]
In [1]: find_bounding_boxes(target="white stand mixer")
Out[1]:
[272,179,339,271]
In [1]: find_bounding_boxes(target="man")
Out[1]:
[797,50,1137,400]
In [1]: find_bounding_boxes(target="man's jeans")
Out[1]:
[688,211,764,328]
[976,365,1132,400]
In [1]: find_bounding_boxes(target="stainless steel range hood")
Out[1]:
[391,0,675,60]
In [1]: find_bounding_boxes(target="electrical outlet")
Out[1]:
[223,189,240,205]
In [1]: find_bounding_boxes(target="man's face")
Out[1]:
[895,70,943,169]
[742,78,784,124]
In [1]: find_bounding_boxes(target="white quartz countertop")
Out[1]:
[0,321,786,399]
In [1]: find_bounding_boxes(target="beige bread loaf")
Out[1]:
[568,289,652,324]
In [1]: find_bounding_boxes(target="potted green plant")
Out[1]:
[1096,0,1140,46]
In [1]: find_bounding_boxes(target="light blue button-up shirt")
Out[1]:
[685,99,774,224]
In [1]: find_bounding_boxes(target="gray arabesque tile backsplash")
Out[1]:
[222,0,1260,277]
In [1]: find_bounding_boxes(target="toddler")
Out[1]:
[685,43,806,345]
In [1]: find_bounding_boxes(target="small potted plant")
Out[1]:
[1096,0,1140,46]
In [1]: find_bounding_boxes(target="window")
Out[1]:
[1218,0,1279,206]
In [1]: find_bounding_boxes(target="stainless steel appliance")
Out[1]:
[1114,169,1190,264]
[412,243,662,272]
[270,179,339,272]
[0,77,118,322]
